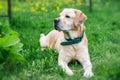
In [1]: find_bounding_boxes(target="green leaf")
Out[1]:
[10,43,23,52]
[0,34,20,47]
[0,20,24,65]
[8,52,24,64]
[15,53,24,61]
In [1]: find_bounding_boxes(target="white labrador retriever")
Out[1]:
[40,8,94,78]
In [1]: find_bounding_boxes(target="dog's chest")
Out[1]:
[61,42,85,57]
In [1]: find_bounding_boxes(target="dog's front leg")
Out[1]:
[58,54,73,76]
[77,51,94,78]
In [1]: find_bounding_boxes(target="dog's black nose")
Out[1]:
[54,18,60,30]
[54,18,60,23]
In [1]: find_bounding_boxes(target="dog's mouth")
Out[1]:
[54,19,69,32]
[54,24,68,32]
[54,22,63,31]
[54,23,59,30]
[54,18,62,31]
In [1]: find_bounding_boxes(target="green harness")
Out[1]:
[61,32,84,46]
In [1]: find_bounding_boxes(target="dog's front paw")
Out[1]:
[66,69,74,76]
[83,71,94,78]
[40,34,45,37]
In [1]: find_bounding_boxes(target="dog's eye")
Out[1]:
[65,15,70,18]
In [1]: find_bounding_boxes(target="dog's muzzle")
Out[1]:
[54,18,60,30]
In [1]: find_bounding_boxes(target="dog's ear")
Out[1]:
[74,10,87,27]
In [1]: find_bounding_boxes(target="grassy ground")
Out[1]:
[0,0,120,80]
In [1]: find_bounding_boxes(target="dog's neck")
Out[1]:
[63,25,84,40]
[64,31,78,39]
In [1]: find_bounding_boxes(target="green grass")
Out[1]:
[0,0,120,80]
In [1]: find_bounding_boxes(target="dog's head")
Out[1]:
[54,8,87,31]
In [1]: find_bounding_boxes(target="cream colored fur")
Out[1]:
[39,8,94,78]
